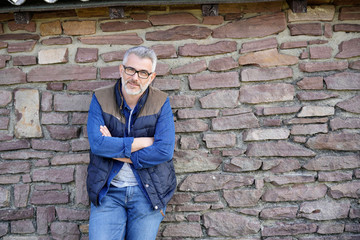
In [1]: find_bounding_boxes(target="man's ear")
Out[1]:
[148,72,157,85]
[119,65,123,75]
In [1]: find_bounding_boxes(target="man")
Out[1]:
[86,46,176,240]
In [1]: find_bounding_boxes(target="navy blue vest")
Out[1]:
[86,81,176,209]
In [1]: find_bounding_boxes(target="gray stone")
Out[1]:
[223,189,262,207]
[240,83,295,104]
[179,173,253,192]
[303,155,360,171]
[241,67,292,82]
[337,95,360,114]
[246,141,316,157]
[306,132,360,151]
[14,89,42,138]
[262,184,327,202]
[329,181,360,199]
[243,128,290,141]
[173,150,222,173]
[325,72,360,90]
[299,199,350,220]
[200,90,239,108]
[298,106,335,117]
[260,206,298,219]
[162,223,202,237]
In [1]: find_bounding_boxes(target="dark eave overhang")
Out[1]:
[0,0,307,13]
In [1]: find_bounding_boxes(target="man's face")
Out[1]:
[120,53,156,96]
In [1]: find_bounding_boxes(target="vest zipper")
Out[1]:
[128,108,134,135]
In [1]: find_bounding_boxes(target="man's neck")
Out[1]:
[122,89,140,109]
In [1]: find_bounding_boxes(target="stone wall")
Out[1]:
[0,0,360,239]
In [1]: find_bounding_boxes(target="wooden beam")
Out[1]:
[202,4,219,16]
[14,11,32,24]
[287,0,307,13]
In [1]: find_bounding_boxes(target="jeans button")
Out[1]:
[154,206,158,210]
[145,184,149,188]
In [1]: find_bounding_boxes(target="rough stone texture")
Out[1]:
[260,206,298,219]
[179,173,253,192]
[199,90,239,108]
[179,41,237,57]
[310,46,333,59]
[243,128,290,141]
[149,13,199,25]
[213,12,286,38]
[13,55,37,66]
[28,65,97,82]
[287,5,335,22]
[334,24,360,32]
[262,184,327,202]
[189,72,239,90]
[79,33,143,45]
[240,37,278,53]
[297,91,338,101]
[325,72,360,90]
[8,40,37,53]
[62,20,96,35]
[75,48,98,63]
[262,223,317,236]
[337,95,360,114]
[41,37,72,45]
[307,132,360,151]
[329,181,360,199]
[240,83,295,104]
[339,6,360,20]
[246,141,316,157]
[208,57,238,71]
[298,106,334,117]
[38,48,68,64]
[14,89,42,138]
[173,151,221,173]
[262,158,301,173]
[212,113,259,131]
[100,21,151,32]
[241,67,292,82]
[239,48,298,67]
[203,133,236,148]
[203,212,260,236]
[336,38,360,58]
[146,26,212,41]
[162,223,202,237]
[0,55,11,68]
[40,21,62,36]
[171,60,206,74]
[223,189,262,207]
[0,90,12,107]
[291,123,328,135]
[288,23,322,36]
[330,117,360,130]
[224,157,262,172]
[299,61,348,72]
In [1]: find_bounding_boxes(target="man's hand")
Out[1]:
[100,125,112,137]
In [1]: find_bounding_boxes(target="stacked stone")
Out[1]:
[0,0,359,239]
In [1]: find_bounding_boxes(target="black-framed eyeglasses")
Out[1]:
[123,65,152,79]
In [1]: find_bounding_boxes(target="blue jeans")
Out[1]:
[89,185,165,240]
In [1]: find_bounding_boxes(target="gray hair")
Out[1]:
[123,46,157,72]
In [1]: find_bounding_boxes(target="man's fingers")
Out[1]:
[100,125,112,137]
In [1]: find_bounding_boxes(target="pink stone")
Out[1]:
[339,6,360,20]
[240,83,294,104]
[8,21,36,32]
[75,47,98,63]
[309,46,333,59]
[101,50,126,62]
[79,33,143,45]
[325,72,360,90]
[13,55,37,66]
[280,40,307,49]
[213,12,286,39]
[189,72,239,90]
[100,21,151,32]
[151,44,177,59]
[202,16,224,25]
[179,41,237,57]
[0,68,26,85]
[297,76,324,89]
[208,57,238,71]
[336,38,360,58]
[28,65,97,82]
[41,37,72,45]
[171,60,206,74]
[241,67,292,82]
[299,61,348,72]
[146,26,212,41]
[149,13,199,26]
[288,23,322,36]
[7,40,37,53]
[240,37,278,53]
[239,48,298,67]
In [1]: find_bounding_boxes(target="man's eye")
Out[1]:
[139,71,149,76]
